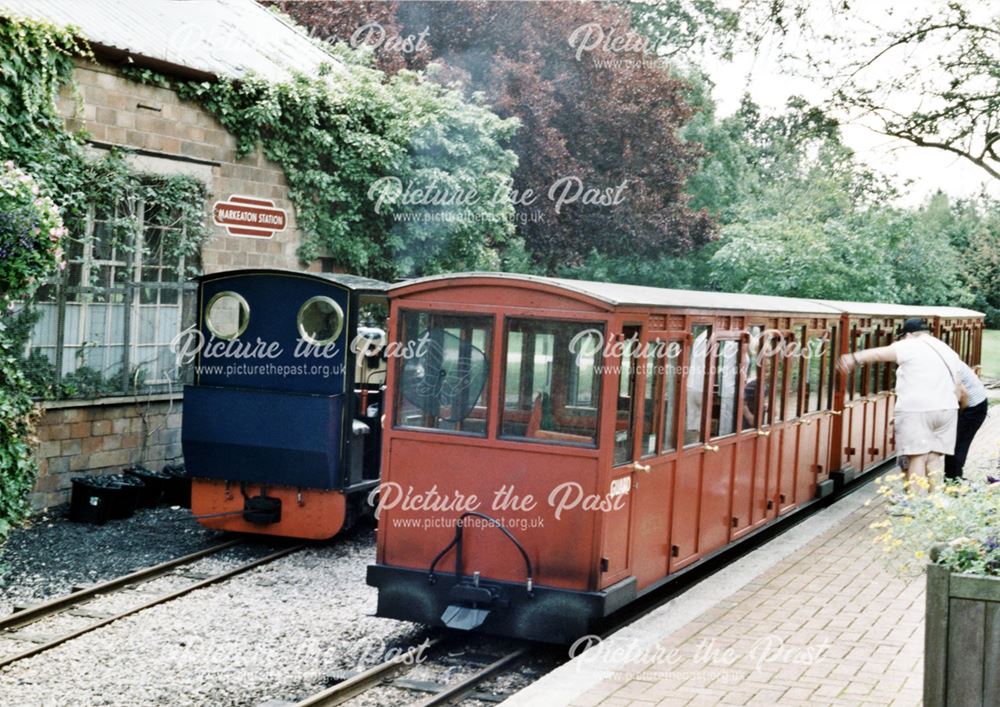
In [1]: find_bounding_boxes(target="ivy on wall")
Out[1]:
[129,44,527,280]
[0,13,209,532]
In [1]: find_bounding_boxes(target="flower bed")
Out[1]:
[869,474,1000,705]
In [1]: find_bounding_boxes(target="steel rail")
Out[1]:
[293,637,445,707]
[415,648,531,706]
[0,544,303,669]
[0,539,243,632]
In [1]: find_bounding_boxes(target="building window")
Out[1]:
[24,200,197,398]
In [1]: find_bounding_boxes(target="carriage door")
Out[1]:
[602,325,642,586]
[627,327,681,589]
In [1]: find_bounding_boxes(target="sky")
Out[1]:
[699,0,1000,206]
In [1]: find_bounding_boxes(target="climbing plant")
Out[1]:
[0,13,210,532]
[130,44,525,279]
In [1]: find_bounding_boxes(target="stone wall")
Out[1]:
[30,396,183,511]
[56,58,313,275]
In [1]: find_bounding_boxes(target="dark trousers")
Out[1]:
[944,400,989,479]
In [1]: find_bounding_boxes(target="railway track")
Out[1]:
[0,540,303,669]
[292,638,534,707]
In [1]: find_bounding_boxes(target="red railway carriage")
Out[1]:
[366,274,983,643]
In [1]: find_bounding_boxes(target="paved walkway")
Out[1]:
[510,403,1000,707]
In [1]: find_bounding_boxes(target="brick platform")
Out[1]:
[510,404,1000,707]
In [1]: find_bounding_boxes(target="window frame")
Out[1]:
[392,308,495,439]
[498,315,606,450]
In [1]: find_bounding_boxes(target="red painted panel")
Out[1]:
[191,480,346,540]
[731,439,755,534]
[380,437,598,591]
[779,426,797,512]
[845,402,865,471]
[796,419,819,502]
[401,284,601,313]
[670,454,702,571]
[870,399,888,465]
[815,415,832,482]
[601,471,633,587]
[752,435,770,526]
[767,430,781,520]
[628,460,674,590]
[699,444,734,554]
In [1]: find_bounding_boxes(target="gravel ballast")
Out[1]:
[0,521,437,706]
[0,506,223,615]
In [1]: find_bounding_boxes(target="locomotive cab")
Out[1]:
[181,269,388,539]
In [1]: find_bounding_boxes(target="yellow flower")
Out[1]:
[915,551,925,560]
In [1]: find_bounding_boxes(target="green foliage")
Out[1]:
[0,162,65,535]
[140,51,522,279]
[0,14,210,534]
[871,474,1000,578]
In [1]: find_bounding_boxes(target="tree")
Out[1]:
[269,0,715,271]
[726,1,1000,182]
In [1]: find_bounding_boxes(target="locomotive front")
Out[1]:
[181,269,387,539]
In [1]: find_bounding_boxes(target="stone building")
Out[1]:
[0,0,339,509]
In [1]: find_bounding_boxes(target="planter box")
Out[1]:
[924,564,1000,706]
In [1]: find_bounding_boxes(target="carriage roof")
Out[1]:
[390,272,984,319]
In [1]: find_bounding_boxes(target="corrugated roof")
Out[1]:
[391,272,985,319]
[0,0,341,80]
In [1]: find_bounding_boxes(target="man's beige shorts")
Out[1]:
[894,409,957,456]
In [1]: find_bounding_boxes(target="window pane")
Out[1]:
[614,327,640,464]
[772,336,785,423]
[684,325,711,445]
[805,335,826,412]
[395,311,492,436]
[640,342,663,457]
[662,342,681,451]
[500,319,603,447]
[711,339,740,438]
[743,325,764,429]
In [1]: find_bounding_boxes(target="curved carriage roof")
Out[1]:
[391,272,983,318]
[199,268,388,294]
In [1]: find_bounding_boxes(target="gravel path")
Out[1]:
[0,506,224,615]
[0,524,434,706]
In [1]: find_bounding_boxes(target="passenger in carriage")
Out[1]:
[836,318,965,490]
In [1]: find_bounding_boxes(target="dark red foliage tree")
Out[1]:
[268,0,715,271]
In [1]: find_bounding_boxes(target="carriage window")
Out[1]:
[684,325,711,446]
[298,296,344,345]
[742,326,765,430]
[785,326,806,419]
[772,335,785,423]
[501,319,603,447]
[205,291,249,341]
[641,342,663,457]
[869,328,881,394]
[661,342,681,452]
[827,324,839,406]
[850,330,865,399]
[711,339,740,438]
[805,334,827,412]
[614,327,641,464]
[395,311,492,436]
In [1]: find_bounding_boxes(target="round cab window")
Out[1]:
[205,292,249,340]
[298,296,344,345]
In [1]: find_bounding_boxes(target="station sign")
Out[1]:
[213,195,287,238]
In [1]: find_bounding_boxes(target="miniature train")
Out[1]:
[181,269,983,643]
[364,273,983,643]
